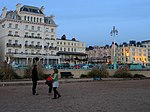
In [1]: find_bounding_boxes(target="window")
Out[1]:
[46,28,49,32]
[9,23,12,28]
[25,41,28,45]
[51,28,54,32]
[25,25,28,30]
[25,32,28,36]
[31,33,34,37]
[24,16,26,21]
[15,24,18,29]
[28,16,29,21]
[8,49,11,53]
[68,48,70,52]
[72,48,73,51]
[37,27,40,31]
[51,43,54,47]
[31,41,34,45]
[31,17,33,21]
[8,40,12,44]
[25,50,28,54]
[8,31,12,35]
[40,18,42,22]
[15,49,18,54]
[34,17,36,22]
[68,42,70,45]
[51,35,54,38]
[37,34,40,37]
[15,31,18,35]
[37,42,40,46]
[74,48,76,52]
[32,26,34,30]
[57,42,59,45]
[37,18,39,22]
[15,40,18,44]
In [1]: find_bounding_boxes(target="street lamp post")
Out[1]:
[110,26,118,70]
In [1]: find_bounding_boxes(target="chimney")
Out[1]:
[1,7,7,19]
[40,6,44,14]
[50,15,54,20]
[16,3,21,15]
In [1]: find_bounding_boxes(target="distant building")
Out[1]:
[117,41,148,65]
[86,45,111,64]
[141,40,150,62]
[56,35,87,64]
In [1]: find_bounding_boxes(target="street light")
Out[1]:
[110,26,118,69]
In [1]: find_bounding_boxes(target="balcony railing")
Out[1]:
[14,35,20,37]
[6,43,21,48]
[8,34,13,36]
[25,44,42,49]
[24,35,42,39]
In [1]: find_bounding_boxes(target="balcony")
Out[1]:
[6,43,13,47]
[14,35,20,37]
[13,44,22,48]
[6,43,21,48]
[35,45,42,49]
[44,46,49,49]
[8,34,13,36]
[49,46,57,50]
[24,35,42,39]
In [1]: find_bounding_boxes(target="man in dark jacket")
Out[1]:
[32,65,39,95]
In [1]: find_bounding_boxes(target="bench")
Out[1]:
[60,72,74,78]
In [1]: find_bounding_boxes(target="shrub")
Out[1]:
[134,74,146,78]
[12,71,22,79]
[80,74,88,78]
[113,66,133,78]
[88,64,109,78]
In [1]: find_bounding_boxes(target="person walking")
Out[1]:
[32,65,39,95]
[45,74,53,94]
[52,68,61,99]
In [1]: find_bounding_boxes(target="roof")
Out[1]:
[20,5,43,14]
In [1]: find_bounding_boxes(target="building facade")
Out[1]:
[0,4,86,65]
[56,35,87,64]
[117,41,148,66]
[0,4,60,65]
[141,40,150,63]
[86,45,111,64]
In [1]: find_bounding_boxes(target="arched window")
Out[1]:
[24,16,26,21]
[28,16,30,21]
[37,18,39,22]
[34,17,36,22]
[40,18,42,22]
[31,17,33,21]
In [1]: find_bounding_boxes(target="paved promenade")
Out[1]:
[0,79,150,112]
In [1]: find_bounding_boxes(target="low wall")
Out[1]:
[15,69,150,78]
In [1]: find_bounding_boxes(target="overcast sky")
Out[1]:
[0,0,150,46]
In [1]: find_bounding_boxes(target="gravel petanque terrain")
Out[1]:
[0,79,150,112]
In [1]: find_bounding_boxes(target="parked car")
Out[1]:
[72,64,81,69]
[82,64,94,69]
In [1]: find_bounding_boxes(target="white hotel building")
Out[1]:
[0,4,86,65]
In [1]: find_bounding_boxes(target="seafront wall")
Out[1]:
[15,69,150,78]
